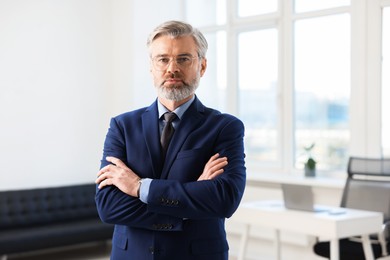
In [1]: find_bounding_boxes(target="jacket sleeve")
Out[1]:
[95,117,184,231]
[146,117,246,219]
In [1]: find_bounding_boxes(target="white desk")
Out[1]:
[231,200,383,260]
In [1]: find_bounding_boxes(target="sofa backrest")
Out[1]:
[0,184,99,229]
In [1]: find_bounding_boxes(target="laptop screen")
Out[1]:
[282,183,320,212]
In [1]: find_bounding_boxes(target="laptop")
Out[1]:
[281,183,328,212]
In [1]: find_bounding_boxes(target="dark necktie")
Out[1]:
[160,112,177,158]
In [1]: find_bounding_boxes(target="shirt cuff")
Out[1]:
[139,178,152,203]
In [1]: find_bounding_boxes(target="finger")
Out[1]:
[197,175,207,181]
[106,156,128,169]
[95,172,109,184]
[208,158,228,170]
[208,169,224,179]
[198,161,227,181]
[95,175,105,185]
[210,156,227,164]
[214,159,228,168]
[207,159,228,176]
[97,164,115,176]
[207,153,220,163]
[212,157,227,165]
[198,168,224,181]
[98,178,113,189]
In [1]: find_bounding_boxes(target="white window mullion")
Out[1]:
[226,0,239,116]
[350,0,382,157]
[382,0,390,6]
[349,0,368,156]
[279,0,295,172]
[366,0,383,157]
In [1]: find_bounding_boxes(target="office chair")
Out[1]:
[313,157,390,260]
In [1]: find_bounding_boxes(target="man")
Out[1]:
[95,20,246,260]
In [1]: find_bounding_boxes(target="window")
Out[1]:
[294,14,350,170]
[238,29,279,164]
[197,31,227,111]
[185,0,226,27]
[295,0,350,13]
[238,0,277,17]
[183,0,386,176]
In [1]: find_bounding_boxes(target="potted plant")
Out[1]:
[304,143,316,177]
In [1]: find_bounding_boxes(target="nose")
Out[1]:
[166,59,180,73]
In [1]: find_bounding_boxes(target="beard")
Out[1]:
[155,72,200,101]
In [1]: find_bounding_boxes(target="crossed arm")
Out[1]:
[95,153,228,198]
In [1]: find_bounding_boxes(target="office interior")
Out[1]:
[1,0,389,259]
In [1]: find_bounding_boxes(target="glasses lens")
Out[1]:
[153,56,196,71]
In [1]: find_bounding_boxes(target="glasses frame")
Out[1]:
[151,54,199,71]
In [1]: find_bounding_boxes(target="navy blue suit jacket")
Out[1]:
[95,96,246,260]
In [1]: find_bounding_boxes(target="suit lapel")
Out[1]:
[142,101,164,178]
[160,97,205,179]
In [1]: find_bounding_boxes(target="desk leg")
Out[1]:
[330,239,339,260]
[274,229,281,260]
[361,234,375,260]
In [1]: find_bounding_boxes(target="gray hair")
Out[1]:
[147,20,208,59]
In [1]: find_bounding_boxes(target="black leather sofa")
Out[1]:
[0,183,113,258]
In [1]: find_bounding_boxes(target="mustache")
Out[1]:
[165,73,181,79]
[162,76,186,86]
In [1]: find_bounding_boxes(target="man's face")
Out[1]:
[149,35,207,102]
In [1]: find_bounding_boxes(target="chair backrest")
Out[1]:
[340,157,390,222]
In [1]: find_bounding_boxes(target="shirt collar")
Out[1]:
[158,95,195,120]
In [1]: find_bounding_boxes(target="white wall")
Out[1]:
[130,0,184,109]
[0,0,114,190]
[0,0,186,191]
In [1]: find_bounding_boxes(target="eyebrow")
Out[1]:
[154,53,194,58]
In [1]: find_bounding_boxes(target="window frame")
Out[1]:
[184,0,388,176]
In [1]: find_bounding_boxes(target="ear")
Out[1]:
[200,58,207,77]
[149,60,154,76]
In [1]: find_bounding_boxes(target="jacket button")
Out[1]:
[149,247,154,254]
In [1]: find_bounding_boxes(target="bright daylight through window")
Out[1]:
[294,14,350,171]
[183,0,390,175]
[238,29,278,163]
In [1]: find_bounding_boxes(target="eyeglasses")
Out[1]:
[151,55,198,71]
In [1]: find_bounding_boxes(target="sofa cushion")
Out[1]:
[0,184,113,255]
[0,184,99,229]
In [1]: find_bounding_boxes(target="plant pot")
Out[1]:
[304,165,316,177]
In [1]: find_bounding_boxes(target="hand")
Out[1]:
[96,156,140,197]
[198,153,228,181]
